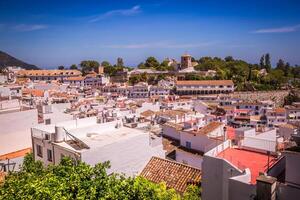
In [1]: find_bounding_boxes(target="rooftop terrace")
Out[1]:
[217,148,276,184]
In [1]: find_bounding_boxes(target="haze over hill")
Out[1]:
[0,51,39,70]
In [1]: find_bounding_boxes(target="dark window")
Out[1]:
[47,149,52,162]
[45,119,51,125]
[36,144,43,157]
[44,134,50,140]
[186,141,191,149]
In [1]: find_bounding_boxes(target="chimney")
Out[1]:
[256,174,277,200]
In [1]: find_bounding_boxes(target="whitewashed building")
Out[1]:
[31,117,165,176]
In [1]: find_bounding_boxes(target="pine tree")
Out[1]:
[260,55,265,69]
[265,53,271,72]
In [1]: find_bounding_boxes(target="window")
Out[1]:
[45,119,51,125]
[44,134,50,140]
[47,149,53,162]
[36,144,43,157]
[186,141,191,149]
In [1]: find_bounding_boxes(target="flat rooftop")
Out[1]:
[217,148,276,184]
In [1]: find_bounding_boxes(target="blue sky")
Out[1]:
[0,0,300,68]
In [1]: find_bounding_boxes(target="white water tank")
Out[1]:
[54,126,66,142]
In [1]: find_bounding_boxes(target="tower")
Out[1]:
[181,53,192,69]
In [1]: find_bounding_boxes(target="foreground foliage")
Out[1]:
[0,154,201,200]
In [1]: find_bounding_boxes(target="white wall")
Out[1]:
[53,145,79,165]
[241,129,277,153]
[0,99,20,110]
[0,109,38,155]
[278,126,297,140]
[162,125,180,140]
[43,103,73,124]
[202,154,243,200]
[193,100,208,114]
[180,131,223,153]
[202,140,238,200]
[32,137,54,166]
[135,102,160,115]
[284,151,300,186]
[228,172,256,200]
[0,86,10,97]
[176,150,203,169]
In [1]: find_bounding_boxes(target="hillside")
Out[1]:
[0,51,39,70]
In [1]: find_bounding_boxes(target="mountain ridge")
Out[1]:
[0,50,39,70]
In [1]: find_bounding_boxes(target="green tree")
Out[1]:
[70,64,78,70]
[265,53,271,72]
[0,153,200,199]
[137,62,146,69]
[101,61,111,67]
[157,60,175,71]
[58,65,65,70]
[276,59,285,71]
[80,60,100,74]
[260,55,265,69]
[284,62,290,76]
[224,56,234,62]
[185,73,202,80]
[145,57,159,69]
[247,65,252,81]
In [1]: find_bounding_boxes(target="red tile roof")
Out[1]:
[22,89,44,97]
[217,148,276,184]
[65,76,85,81]
[140,156,201,193]
[176,80,234,86]
[140,110,156,118]
[188,121,224,135]
[0,148,31,161]
[17,69,82,77]
[274,107,286,113]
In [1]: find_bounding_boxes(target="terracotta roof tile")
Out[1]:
[162,122,184,131]
[22,89,44,97]
[0,148,31,160]
[188,121,224,135]
[65,76,85,81]
[140,156,201,193]
[17,70,82,77]
[278,123,297,129]
[176,80,233,86]
[140,110,156,118]
[274,107,286,113]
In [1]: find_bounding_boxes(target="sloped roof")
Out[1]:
[0,148,31,160]
[189,121,224,135]
[22,88,44,97]
[274,107,286,113]
[176,80,234,86]
[17,70,82,77]
[140,110,156,118]
[162,122,184,131]
[65,76,85,81]
[140,156,201,193]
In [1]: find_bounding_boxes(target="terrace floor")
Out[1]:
[217,148,276,184]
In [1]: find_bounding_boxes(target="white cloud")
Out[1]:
[253,24,300,33]
[100,41,217,49]
[89,5,141,22]
[13,24,48,32]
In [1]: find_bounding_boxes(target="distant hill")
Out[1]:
[0,51,39,70]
